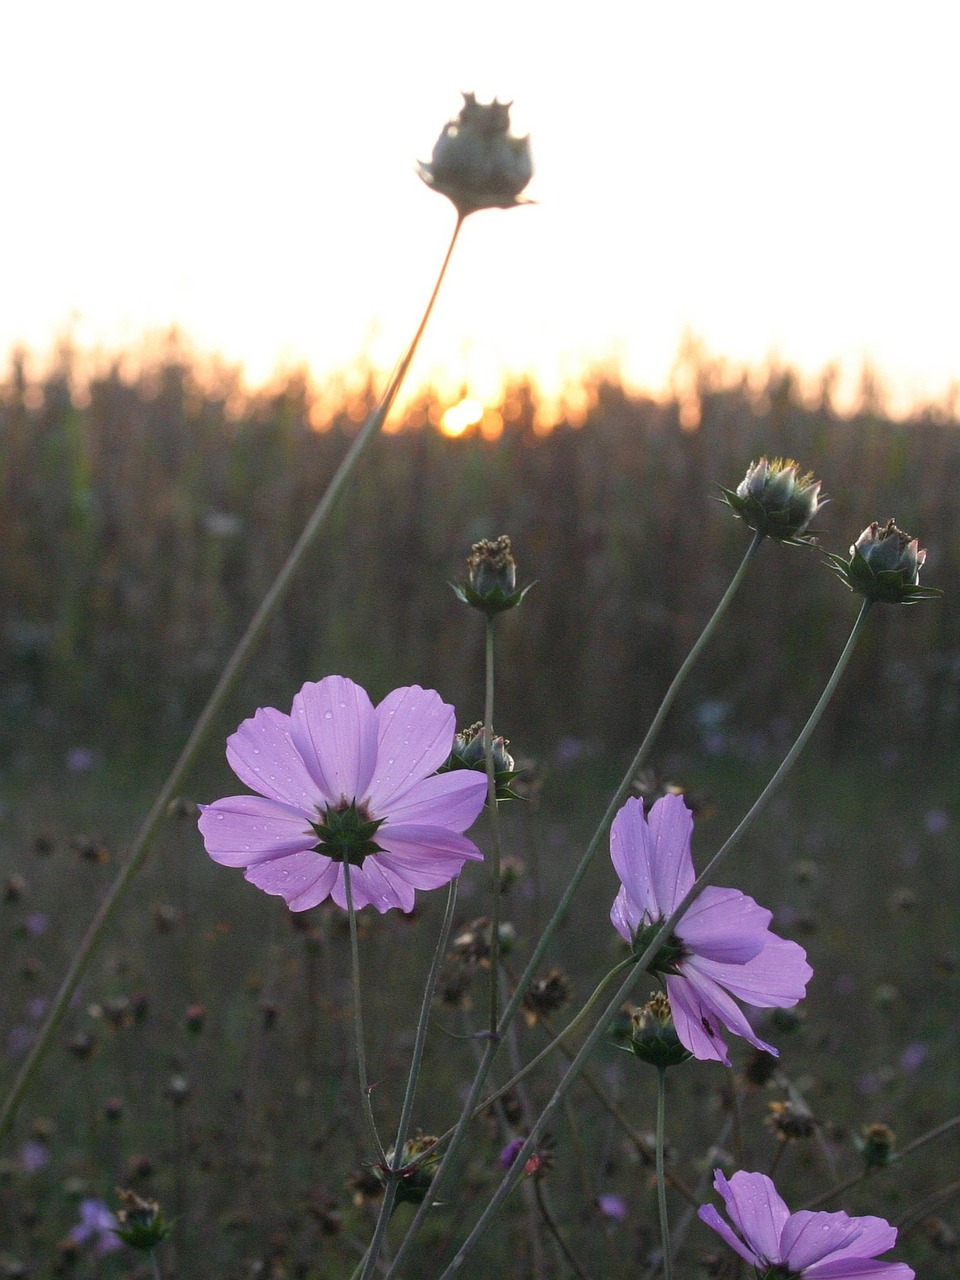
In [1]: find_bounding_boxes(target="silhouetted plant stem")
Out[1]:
[0,215,464,1142]
[426,597,875,1277]
[656,1069,673,1280]
[360,880,460,1280]
[343,859,386,1166]
[804,1112,960,1210]
[485,614,504,1036]
[382,533,764,1278]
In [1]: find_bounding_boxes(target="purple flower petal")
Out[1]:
[609,798,658,920]
[290,676,379,803]
[806,1217,899,1266]
[244,850,337,908]
[677,963,779,1056]
[384,770,486,830]
[675,886,772,964]
[781,1211,868,1270]
[697,1204,762,1266]
[331,859,415,913]
[713,1171,790,1266]
[610,884,641,942]
[199,796,314,866]
[686,935,812,1007]
[227,706,319,808]
[378,824,482,872]
[805,1260,914,1279]
[664,973,732,1063]
[368,686,456,809]
[646,793,695,913]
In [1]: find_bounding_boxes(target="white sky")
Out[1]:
[2,0,958,414]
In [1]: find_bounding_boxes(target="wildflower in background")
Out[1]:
[610,795,812,1064]
[453,534,533,615]
[114,1188,171,1251]
[826,518,939,604]
[198,676,486,913]
[69,1198,122,1258]
[596,1192,628,1223]
[699,1169,914,1278]
[419,93,533,217]
[720,457,823,544]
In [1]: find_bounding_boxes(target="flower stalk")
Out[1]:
[0,215,465,1141]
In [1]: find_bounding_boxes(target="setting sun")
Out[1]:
[440,397,485,437]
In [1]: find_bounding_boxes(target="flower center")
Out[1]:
[631,920,687,974]
[757,1268,796,1279]
[310,799,385,867]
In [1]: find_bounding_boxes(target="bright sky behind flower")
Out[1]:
[3,0,958,416]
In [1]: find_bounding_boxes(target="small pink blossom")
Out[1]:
[699,1169,914,1278]
[610,795,811,1064]
[199,677,487,913]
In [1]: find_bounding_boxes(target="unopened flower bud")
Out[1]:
[622,993,691,1070]
[766,1099,817,1142]
[453,535,532,616]
[114,1188,171,1251]
[419,93,533,217]
[721,457,823,544]
[375,1134,441,1207]
[440,720,521,801]
[827,518,940,604]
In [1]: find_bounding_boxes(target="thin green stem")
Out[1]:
[803,1112,960,1210]
[360,881,460,1280]
[484,614,503,1036]
[343,859,386,1165]
[383,532,764,1278]
[493,531,765,1045]
[656,1069,672,1280]
[0,215,465,1142]
[402,956,636,1171]
[432,598,875,1276]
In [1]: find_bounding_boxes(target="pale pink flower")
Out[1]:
[199,677,486,913]
[699,1169,914,1278]
[70,1198,122,1257]
[610,795,811,1064]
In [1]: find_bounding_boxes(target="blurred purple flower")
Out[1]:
[70,1198,121,1258]
[923,808,949,835]
[199,676,486,913]
[25,912,49,938]
[65,747,97,774]
[597,1192,628,1222]
[610,795,812,1064]
[700,1169,914,1277]
[900,1041,928,1073]
[499,1138,525,1169]
[18,1140,49,1173]
[26,997,49,1021]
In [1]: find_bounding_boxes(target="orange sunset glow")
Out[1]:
[3,1,958,415]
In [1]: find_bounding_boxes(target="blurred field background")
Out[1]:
[1,345,958,1276]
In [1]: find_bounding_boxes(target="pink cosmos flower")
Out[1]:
[699,1169,914,1278]
[198,677,487,913]
[610,794,811,1063]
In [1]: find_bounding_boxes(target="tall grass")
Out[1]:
[1,343,957,754]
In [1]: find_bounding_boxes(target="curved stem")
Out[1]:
[494,531,765,1044]
[656,1069,672,1280]
[803,1112,960,1211]
[382,533,764,1278]
[432,598,875,1276]
[343,859,385,1165]
[484,614,504,1036]
[0,214,465,1142]
[360,880,460,1280]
